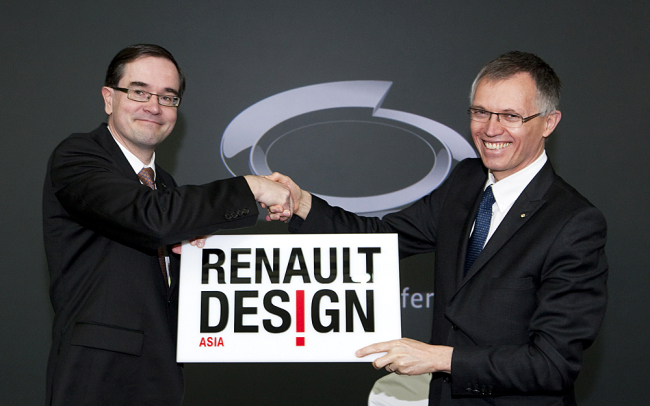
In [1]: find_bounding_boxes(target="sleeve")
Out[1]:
[288,181,455,259]
[450,206,608,396]
[48,135,259,251]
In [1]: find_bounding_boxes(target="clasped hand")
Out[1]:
[262,172,309,222]
[174,173,297,253]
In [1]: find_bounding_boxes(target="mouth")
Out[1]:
[484,141,512,150]
[136,119,163,127]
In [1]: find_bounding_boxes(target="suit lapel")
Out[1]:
[93,124,176,297]
[155,167,180,299]
[455,184,484,288]
[91,124,141,182]
[457,161,556,289]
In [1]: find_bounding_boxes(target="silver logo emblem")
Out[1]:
[221,81,476,216]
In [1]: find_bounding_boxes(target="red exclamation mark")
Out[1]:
[296,290,305,346]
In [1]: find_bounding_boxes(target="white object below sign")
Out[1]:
[177,234,401,362]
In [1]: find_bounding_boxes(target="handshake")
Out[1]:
[175,172,307,254]
[244,172,312,223]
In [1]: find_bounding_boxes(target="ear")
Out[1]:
[542,110,562,138]
[101,86,114,115]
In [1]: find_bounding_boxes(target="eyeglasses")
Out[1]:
[112,87,181,107]
[468,108,541,128]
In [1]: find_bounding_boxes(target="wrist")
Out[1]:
[437,346,453,374]
[294,192,312,220]
[244,175,262,200]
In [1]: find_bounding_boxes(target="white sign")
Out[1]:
[177,234,401,362]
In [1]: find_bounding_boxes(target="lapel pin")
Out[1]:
[521,213,526,218]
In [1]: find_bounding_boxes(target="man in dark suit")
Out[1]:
[43,44,291,405]
[267,51,608,405]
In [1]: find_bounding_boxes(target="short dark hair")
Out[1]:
[470,51,561,115]
[104,44,186,97]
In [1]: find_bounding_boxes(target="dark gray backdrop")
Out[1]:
[2,1,648,405]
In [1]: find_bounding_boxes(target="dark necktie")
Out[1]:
[464,185,495,276]
[137,167,169,287]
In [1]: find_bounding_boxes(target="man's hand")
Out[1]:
[356,338,453,376]
[171,236,207,254]
[264,172,312,221]
[244,175,293,220]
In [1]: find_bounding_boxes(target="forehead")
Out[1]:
[119,56,180,91]
[473,72,537,112]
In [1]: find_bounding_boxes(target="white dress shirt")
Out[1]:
[478,151,548,247]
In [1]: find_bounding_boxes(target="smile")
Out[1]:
[484,141,512,150]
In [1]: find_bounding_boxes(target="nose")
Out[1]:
[143,96,161,114]
[484,113,504,136]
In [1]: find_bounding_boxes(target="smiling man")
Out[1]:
[43,44,291,406]
[469,70,561,182]
[268,51,608,405]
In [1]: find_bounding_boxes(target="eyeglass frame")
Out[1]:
[467,107,542,128]
[111,87,182,107]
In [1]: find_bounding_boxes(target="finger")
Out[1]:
[266,172,289,183]
[268,205,285,214]
[370,351,396,371]
[194,237,207,248]
[171,244,181,255]
[356,341,393,358]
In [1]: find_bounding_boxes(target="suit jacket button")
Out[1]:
[225,214,232,220]
[452,325,458,331]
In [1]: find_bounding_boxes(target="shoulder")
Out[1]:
[48,124,132,185]
[540,171,607,234]
[51,124,112,158]
[547,172,601,214]
[436,158,486,196]
[452,158,486,177]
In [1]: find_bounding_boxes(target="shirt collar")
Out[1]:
[107,125,157,178]
[485,150,547,213]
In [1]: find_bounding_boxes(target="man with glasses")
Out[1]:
[43,44,291,405]
[267,51,608,405]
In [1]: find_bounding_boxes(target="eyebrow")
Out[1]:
[128,81,179,96]
[470,105,521,114]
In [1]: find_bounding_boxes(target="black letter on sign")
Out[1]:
[263,290,291,333]
[256,248,280,284]
[200,291,229,333]
[314,248,337,284]
[357,247,380,283]
[346,290,375,332]
[343,247,356,283]
[202,249,226,284]
[311,289,340,333]
[231,248,251,284]
[234,291,258,333]
[283,248,311,284]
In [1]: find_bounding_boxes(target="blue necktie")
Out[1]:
[464,185,495,275]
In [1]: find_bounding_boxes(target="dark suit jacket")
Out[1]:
[43,124,259,406]
[289,158,608,406]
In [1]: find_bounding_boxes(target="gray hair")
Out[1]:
[469,51,561,115]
